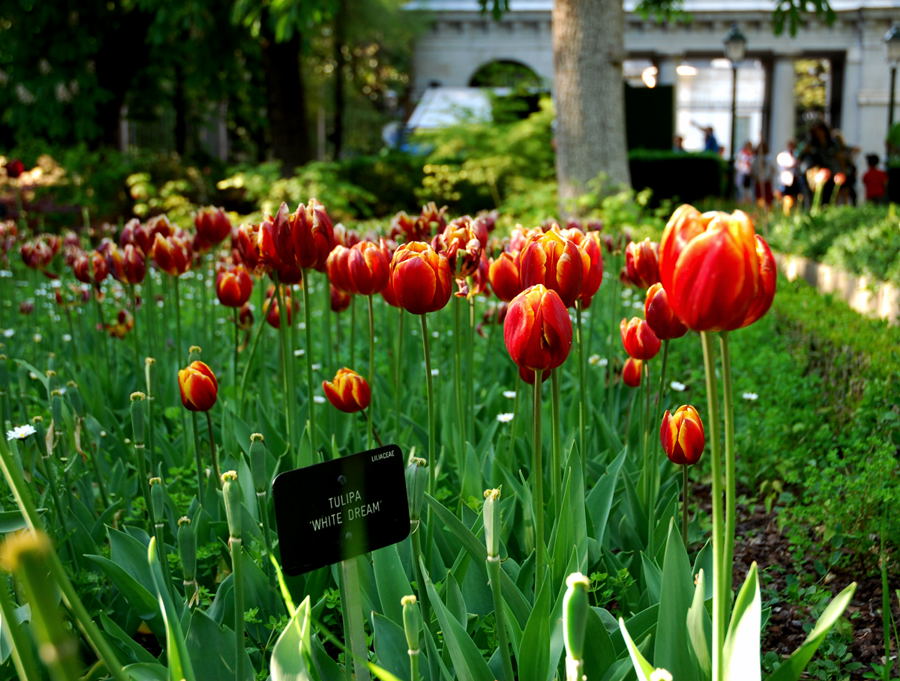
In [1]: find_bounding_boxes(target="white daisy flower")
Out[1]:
[33,334,42,343]
[430,368,439,376]
[313,395,326,404]
[502,390,516,399]
[311,363,322,371]
[62,334,72,342]
[496,413,514,423]
[670,381,686,392]
[2,329,14,338]
[6,424,36,441]
[742,392,759,401]
[293,349,305,357]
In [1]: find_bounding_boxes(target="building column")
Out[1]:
[657,56,679,145]
[768,55,795,154]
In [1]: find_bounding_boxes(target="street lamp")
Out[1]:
[886,24,900,133]
[724,23,747,197]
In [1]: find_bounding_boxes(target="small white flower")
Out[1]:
[430,368,439,376]
[50,279,61,288]
[293,349,305,357]
[632,301,643,309]
[313,395,326,404]
[496,413,514,423]
[3,329,14,338]
[6,424,36,441]
[670,381,686,392]
[0,270,12,278]
[62,334,72,342]
[742,392,759,401]
[589,354,608,367]
[431,331,439,338]
[33,334,42,343]
[311,363,322,371]
[298,323,306,330]
[502,390,516,399]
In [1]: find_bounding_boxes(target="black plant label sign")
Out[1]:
[273,444,410,575]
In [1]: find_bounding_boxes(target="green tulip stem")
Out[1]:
[394,307,404,434]
[367,294,375,450]
[420,314,436,527]
[700,331,725,681]
[206,411,221,490]
[0,570,41,681]
[274,279,294,461]
[191,412,204,503]
[230,535,245,681]
[340,557,371,681]
[550,369,562,518]
[453,296,465,463]
[129,284,140,372]
[232,307,239,388]
[350,294,357,370]
[238,300,267,419]
[532,369,546,588]
[682,464,690,545]
[719,332,736,604]
[654,339,670,420]
[486,556,514,681]
[467,295,476,445]
[0,437,130,681]
[575,302,587,475]
[301,272,317,463]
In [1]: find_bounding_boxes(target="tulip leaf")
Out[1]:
[420,558,495,681]
[84,554,161,624]
[723,562,761,681]
[581,607,617,680]
[517,577,552,681]
[618,617,656,681]
[585,448,625,548]
[372,544,412,626]
[765,581,857,681]
[124,663,169,681]
[686,569,712,679]
[148,537,196,681]
[653,521,698,681]
[186,609,254,681]
[371,613,410,681]
[270,596,314,681]
[0,509,27,533]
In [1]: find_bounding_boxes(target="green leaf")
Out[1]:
[517,576,551,681]
[723,562,761,681]
[618,617,655,681]
[186,609,254,681]
[271,596,314,681]
[0,509,27,533]
[372,545,412,625]
[124,663,168,681]
[372,613,410,681]
[765,581,857,681]
[686,569,711,679]
[84,555,160,624]
[653,521,698,680]
[420,558,495,681]
[585,448,625,547]
[148,537,196,681]
[581,607,617,680]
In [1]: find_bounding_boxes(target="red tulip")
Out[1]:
[518,365,551,384]
[624,238,660,289]
[233,222,262,272]
[576,231,604,305]
[237,304,254,330]
[658,205,776,332]
[503,284,573,372]
[644,283,687,340]
[258,204,302,283]
[289,199,335,272]
[660,405,705,465]
[5,159,25,179]
[216,265,253,308]
[106,309,135,338]
[326,245,353,292]
[72,250,109,285]
[619,317,661,360]
[322,368,371,413]
[622,357,643,387]
[833,172,846,186]
[108,244,146,284]
[433,216,487,279]
[330,284,351,312]
[347,241,390,295]
[390,241,452,314]
[178,361,218,411]
[151,232,192,277]
[489,252,522,302]
[263,286,294,329]
[194,207,232,250]
[517,229,586,308]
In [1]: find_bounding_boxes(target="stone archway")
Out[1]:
[467,59,543,88]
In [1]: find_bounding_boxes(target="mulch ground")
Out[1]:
[696,482,897,678]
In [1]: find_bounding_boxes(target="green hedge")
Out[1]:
[628,150,726,206]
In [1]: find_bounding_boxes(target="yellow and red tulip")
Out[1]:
[389,241,452,314]
[503,283,573,372]
[623,238,660,289]
[216,265,253,308]
[194,207,232,251]
[322,368,371,413]
[488,252,522,302]
[659,205,776,331]
[619,316,661,360]
[347,241,390,295]
[660,405,705,465]
[643,283,687,340]
[178,361,218,412]
[517,229,585,308]
[622,357,643,387]
[72,250,109,285]
[151,232,192,277]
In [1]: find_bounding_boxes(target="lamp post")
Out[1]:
[886,24,900,134]
[724,23,747,198]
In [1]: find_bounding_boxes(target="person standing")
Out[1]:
[751,141,775,208]
[862,154,888,203]
[735,141,755,203]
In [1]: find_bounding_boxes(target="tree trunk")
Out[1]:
[261,28,312,176]
[552,0,630,211]
[331,0,347,159]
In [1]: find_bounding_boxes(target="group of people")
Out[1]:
[674,119,890,209]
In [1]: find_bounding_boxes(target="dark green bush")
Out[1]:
[628,149,726,206]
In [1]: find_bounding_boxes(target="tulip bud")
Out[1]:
[177,361,218,412]
[624,238,660,289]
[660,405,705,465]
[130,391,147,445]
[622,357,643,387]
[483,489,501,560]
[149,477,167,530]
[216,265,253,308]
[322,368,370,413]
[644,283,687,340]
[405,456,428,523]
[563,572,590,680]
[619,317,661,360]
[659,205,776,331]
[177,516,197,590]
[222,471,242,540]
[390,241,452,314]
[401,594,421,656]
[504,284,573,372]
[488,252,522,302]
[249,433,268,495]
